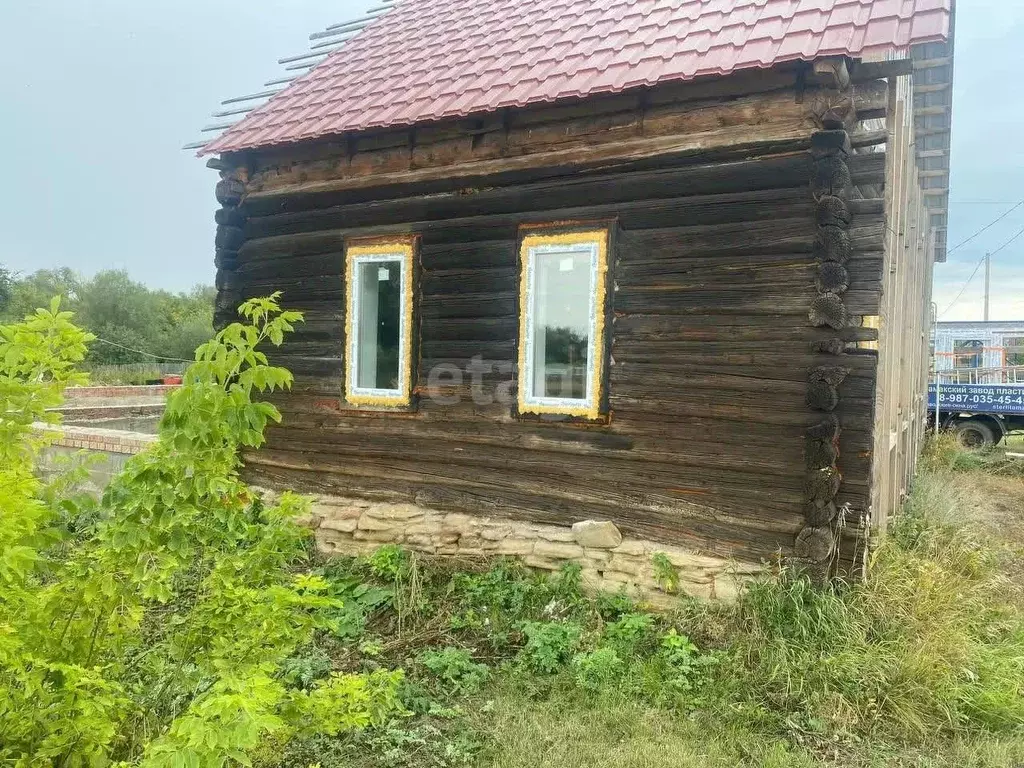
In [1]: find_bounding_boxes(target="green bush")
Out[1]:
[418,647,490,695]
[0,295,404,766]
[518,621,583,674]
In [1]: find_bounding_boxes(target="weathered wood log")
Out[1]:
[795,525,837,562]
[816,195,852,228]
[809,293,849,329]
[807,415,841,441]
[806,437,839,469]
[215,178,245,206]
[813,226,852,263]
[809,129,851,158]
[215,206,247,227]
[809,366,851,386]
[214,249,238,270]
[214,269,239,291]
[806,467,842,504]
[811,156,851,200]
[806,380,840,411]
[805,501,839,527]
[245,184,816,240]
[816,262,850,294]
[810,337,846,355]
[215,225,245,251]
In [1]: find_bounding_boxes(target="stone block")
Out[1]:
[497,538,535,556]
[365,503,424,522]
[314,503,363,521]
[443,513,478,533]
[611,540,647,557]
[572,520,622,549]
[354,529,400,543]
[405,520,444,536]
[601,569,640,585]
[664,549,726,571]
[534,541,584,560]
[607,555,643,576]
[480,524,512,541]
[356,515,394,532]
[583,549,612,566]
[523,555,561,571]
[536,526,576,543]
[404,535,438,553]
[320,517,358,534]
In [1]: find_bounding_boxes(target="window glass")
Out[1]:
[1005,337,1024,367]
[355,260,402,390]
[346,242,413,406]
[518,231,608,418]
[530,249,592,400]
[953,339,984,369]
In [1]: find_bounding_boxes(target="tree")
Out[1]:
[1,267,80,323]
[0,268,215,366]
[0,266,12,315]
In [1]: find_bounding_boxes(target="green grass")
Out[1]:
[252,438,1024,768]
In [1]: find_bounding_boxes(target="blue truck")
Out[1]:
[928,382,1024,447]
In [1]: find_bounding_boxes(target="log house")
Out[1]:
[197,0,956,599]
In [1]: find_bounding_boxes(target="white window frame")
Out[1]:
[344,240,415,407]
[517,229,609,420]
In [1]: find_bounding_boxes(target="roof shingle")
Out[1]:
[201,0,951,155]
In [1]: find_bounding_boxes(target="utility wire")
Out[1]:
[988,223,1024,258]
[94,337,194,363]
[938,223,1024,318]
[945,199,1024,258]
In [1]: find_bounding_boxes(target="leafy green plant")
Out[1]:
[651,552,680,594]
[368,544,410,581]
[518,621,582,674]
[419,647,490,695]
[603,612,655,655]
[0,295,405,766]
[571,647,625,692]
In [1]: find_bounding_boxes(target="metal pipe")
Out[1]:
[221,89,282,105]
[984,252,991,322]
[932,301,941,434]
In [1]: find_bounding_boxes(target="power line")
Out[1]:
[945,199,1023,258]
[938,255,986,318]
[988,223,1024,257]
[938,223,1024,318]
[94,337,194,363]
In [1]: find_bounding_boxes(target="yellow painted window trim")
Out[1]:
[517,229,609,420]
[344,239,416,407]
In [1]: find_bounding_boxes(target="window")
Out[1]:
[345,239,415,407]
[517,229,609,419]
[1005,337,1024,367]
[953,339,984,369]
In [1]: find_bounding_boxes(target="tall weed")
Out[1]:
[717,446,1024,741]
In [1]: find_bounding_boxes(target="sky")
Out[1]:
[0,0,1021,321]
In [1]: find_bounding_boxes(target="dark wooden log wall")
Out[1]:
[204,68,908,567]
[213,134,887,566]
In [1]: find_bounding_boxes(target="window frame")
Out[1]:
[517,228,610,420]
[344,238,416,408]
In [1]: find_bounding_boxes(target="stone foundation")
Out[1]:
[258,490,765,604]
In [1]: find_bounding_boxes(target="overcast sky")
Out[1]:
[1,0,1021,321]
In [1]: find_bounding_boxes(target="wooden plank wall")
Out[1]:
[869,72,935,530]
[212,73,892,567]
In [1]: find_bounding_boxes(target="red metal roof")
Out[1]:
[201,0,952,156]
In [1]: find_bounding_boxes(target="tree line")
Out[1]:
[0,266,215,365]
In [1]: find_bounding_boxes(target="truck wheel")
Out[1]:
[954,420,996,449]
